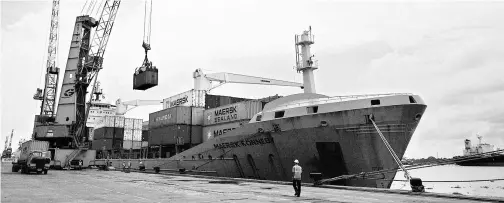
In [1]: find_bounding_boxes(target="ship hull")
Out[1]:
[455,154,504,166]
[162,103,427,189]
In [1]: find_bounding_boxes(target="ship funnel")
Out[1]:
[464,139,471,150]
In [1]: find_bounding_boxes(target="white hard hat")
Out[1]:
[294,159,299,164]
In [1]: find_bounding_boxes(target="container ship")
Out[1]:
[454,135,504,166]
[97,27,427,189]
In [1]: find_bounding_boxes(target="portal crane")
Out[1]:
[33,0,60,119]
[8,129,14,149]
[2,130,14,158]
[74,0,121,147]
[193,68,304,92]
[115,99,162,115]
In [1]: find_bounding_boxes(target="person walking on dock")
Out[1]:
[292,159,302,197]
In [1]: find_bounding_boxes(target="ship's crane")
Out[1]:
[193,68,304,92]
[33,0,60,119]
[115,99,162,115]
[133,0,158,91]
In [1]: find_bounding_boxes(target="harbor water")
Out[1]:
[391,164,504,198]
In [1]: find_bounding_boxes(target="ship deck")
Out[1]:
[2,162,502,203]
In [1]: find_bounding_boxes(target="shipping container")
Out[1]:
[91,138,122,150]
[203,100,263,126]
[122,140,148,150]
[149,125,203,145]
[142,130,149,141]
[114,116,125,128]
[133,129,142,141]
[202,121,246,142]
[142,121,149,130]
[162,89,206,109]
[19,140,50,161]
[204,94,250,109]
[124,129,133,140]
[133,68,158,90]
[95,116,121,128]
[93,127,124,140]
[149,106,204,129]
[124,118,143,130]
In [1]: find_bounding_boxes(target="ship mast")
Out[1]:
[295,26,318,94]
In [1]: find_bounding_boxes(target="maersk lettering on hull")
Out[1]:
[167,104,426,188]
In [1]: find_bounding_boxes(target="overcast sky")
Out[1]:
[1,0,503,158]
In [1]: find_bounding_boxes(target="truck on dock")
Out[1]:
[12,140,51,174]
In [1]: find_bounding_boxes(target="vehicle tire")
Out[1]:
[44,170,48,175]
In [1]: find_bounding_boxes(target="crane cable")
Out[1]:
[143,0,152,46]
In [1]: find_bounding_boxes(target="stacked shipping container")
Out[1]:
[202,100,263,142]
[91,116,146,151]
[123,117,146,150]
[162,89,206,109]
[148,106,204,146]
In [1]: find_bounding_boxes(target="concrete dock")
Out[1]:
[2,162,503,203]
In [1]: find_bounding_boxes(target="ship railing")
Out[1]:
[274,93,413,109]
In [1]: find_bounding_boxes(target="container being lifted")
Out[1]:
[133,0,158,91]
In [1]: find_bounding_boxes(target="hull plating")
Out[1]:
[163,104,427,188]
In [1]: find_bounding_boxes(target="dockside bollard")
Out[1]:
[410,177,425,192]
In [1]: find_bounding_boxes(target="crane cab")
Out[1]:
[133,65,158,90]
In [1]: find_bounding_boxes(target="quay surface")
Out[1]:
[1,162,503,203]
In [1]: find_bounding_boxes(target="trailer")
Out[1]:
[11,140,51,174]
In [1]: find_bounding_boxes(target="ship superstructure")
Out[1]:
[455,135,504,166]
[463,135,496,156]
[86,81,117,128]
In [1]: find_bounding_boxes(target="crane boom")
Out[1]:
[8,129,14,148]
[115,99,162,115]
[75,0,122,146]
[193,68,303,91]
[33,0,60,118]
[3,136,8,151]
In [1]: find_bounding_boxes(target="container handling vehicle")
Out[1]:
[12,140,51,175]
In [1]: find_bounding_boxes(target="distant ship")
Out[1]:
[454,135,504,166]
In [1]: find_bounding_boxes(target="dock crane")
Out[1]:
[133,0,158,90]
[2,130,14,158]
[33,0,60,120]
[32,0,122,169]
